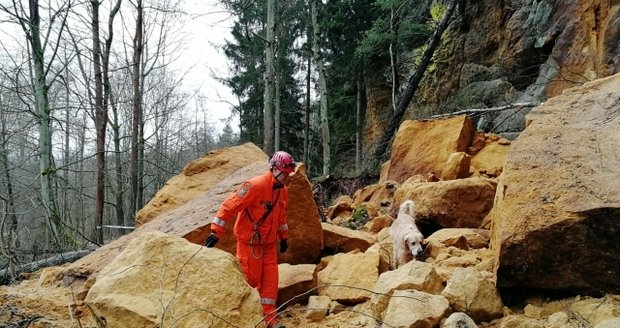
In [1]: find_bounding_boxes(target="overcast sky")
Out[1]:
[177,0,238,132]
[0,0,238,133]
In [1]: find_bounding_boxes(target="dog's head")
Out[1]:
[399,200,416,218]
[405,230,424,260]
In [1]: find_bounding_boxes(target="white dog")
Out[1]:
[390,200,424,269]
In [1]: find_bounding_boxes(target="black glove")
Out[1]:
[279,239,288,253]
[204,233,219,248]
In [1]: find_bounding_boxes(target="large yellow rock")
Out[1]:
[136,143,268,225]
[387,115,475,183]
[490,73,620,294]
[85,232,264,328]
[395,177,497,229]
[64,144,322,295]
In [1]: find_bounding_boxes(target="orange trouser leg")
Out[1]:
[236,243,280,325]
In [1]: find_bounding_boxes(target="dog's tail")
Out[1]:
[399,200,416,217]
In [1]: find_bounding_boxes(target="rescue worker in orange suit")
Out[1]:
[204,151,295,328]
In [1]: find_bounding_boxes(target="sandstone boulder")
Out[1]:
[317,251,380,304]
[381,290,451,328]
[85,232,264,328]
[490,74,620,294]
[441,267,504,322]
[387,115,476,183]
[278,263,316,307]
[321,223,376,253]
[136,143,268,225]
[395,177,497,229]
[369,260,444,318]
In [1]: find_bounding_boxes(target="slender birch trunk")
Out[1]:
[128,0,143,225]
[28,0,60,240]
[311,0,330,176]
[263,0,276,154]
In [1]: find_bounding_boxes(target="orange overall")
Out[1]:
[210,170,289,326]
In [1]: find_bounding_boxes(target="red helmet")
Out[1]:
[269,151,295,173]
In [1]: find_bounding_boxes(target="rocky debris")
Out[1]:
[470,133,509,177]
[352,181,398,208]
[317,250,380,304]
[85,232,263,328]
[442,151,472,180]
[441,267,504,322]
[277,263,316,307]
[325,195,354,223]
[443,312,478,328]
[490,73,620,294]
[0,267,95,327]
[321,223,376,253]
[381,290,452,328]
[424,228,490,257]
[369,261,444,318]
[395,177,497,230]
[305,295,331,322]
[363,229,392,274]
[362,213,393,234]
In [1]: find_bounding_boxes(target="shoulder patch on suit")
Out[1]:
[237,182,252,197]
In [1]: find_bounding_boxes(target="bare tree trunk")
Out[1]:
[274,18,283,151]
[262,0,276,154]
[91,0,106,244]
[355,72,363,173]
[28,0,61,240]
[0,198,18,283]
[0,249,92,284]
[137,119,144,211]
[77,113,86,235]
[389,5,399,112]
[304,56,311,165]
[103,0,122,236]
[128,0,143,225]
[0,92,19,247]
[274,59,281,151]
[110,98,124,231]
[62,50,71,228]
[373,0,457,162]
[0,109,18,276]
[311,0,330,176]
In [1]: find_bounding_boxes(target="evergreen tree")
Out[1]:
[221,0,305,159]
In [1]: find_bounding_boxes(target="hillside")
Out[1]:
[1,73,619,328]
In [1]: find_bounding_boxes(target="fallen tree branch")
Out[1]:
[430,102,540,119]
[0,249,92,285]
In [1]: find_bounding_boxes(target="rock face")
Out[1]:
[422,0,620,129]
[362,0,620,152]
[490,73,620,294]
[85,232,264,328]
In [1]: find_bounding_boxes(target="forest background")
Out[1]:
[0,0,517,280]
